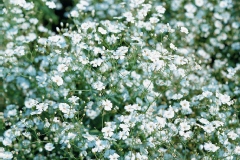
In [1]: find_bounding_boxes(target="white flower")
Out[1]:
[227,131,238,140]
[179,122,190,131]
[163,108,175,119]
[92,81,105,91]
[52,75,64,86]
[92,140,108,153]
[202,91,213,97]
[59,103,70,114]
[46,2,56,9]
[143,79,153,90]
[57,64,68,73]
[68,96,79,105]
[123,12,134,23]
[216,92,231,105]
[119,124,130,132]
[174,56,187,65]
[156,117,166,128]
[202,124,215,134]
[124,104,140,112]
[118,130,129,140]
[180,27,189,34]
[149,17,159,24]
[180,100,190,109]
[203,142,219,152]
[53,117,60,123]
[102,126,114,138]
[195,0,204,7]
[145,122,157,133]
[109,153,120,160]
[44,143,55,151]
[36,103,48,112]
[102,99,113,111]
[90,58,103,67]
[170,43,177,51]
[198,118,210,125]
[24,98,38,109]
[3,138,12,146]
[172,93,183,100]
[98,27,107,35]
[1,151,13,160]
[113,46,128,60]
[70,10,79,17]
[156,6,166,14]
[234,146,240,155]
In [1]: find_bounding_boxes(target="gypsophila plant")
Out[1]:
[0,0,239,159]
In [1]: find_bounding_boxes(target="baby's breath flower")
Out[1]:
[163,107,175,119]
[234,146,240,155]
[109,153,120,160]
[2,0,239,159]
[46,2,56,9]
[180,27,189,34]
[44,143,55,151]
[156,5,166,14]
[59,103,70,114]
[203,142,219,152]
[102,126,114,138]
[51,75,64,86]
[57,64,68,73]
[180,100,190,109]
[102,100,113,111]
[227,131,238,140]
[92,81,105,91]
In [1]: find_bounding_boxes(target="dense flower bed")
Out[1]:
[0,0,239,159]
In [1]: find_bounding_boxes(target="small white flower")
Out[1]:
[216,92,231,105]
[172,93,183,100]
[102,99,113,111]
[36,103,48,112]
[98,27,107,35]
[163,107,175,119]
[227,131,238,140]
[124,104,140,112]
[90,58,103,67]
[123,12,134,22]
[195,0,204,7]
[202,124,215,134]
[156,117,166,128]
[234,146,240,155]
[203,142,219,152]
[46,2,56,9]
[198,118,210,125]
[119,124,130,132]
[202,91,213,97]
[92,81,105,91]
[25,98,38,109]
[102,126,114,138]
[52,75,64,86]
[180,100,190,109]
[70,10,79,17]
[170,43,177,51]
[179,122,190,131]
[180,27,189,34]
[156,6,166,14]
[109,153,120,160]
[59,103,70,114]
[113,46,128,60]
[2,151,13,159]
[57,64,68,73]
[44,143,55,151]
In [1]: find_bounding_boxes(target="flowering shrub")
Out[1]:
[1,0,239,159]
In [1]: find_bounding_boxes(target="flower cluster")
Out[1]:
[0,0,239,159]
